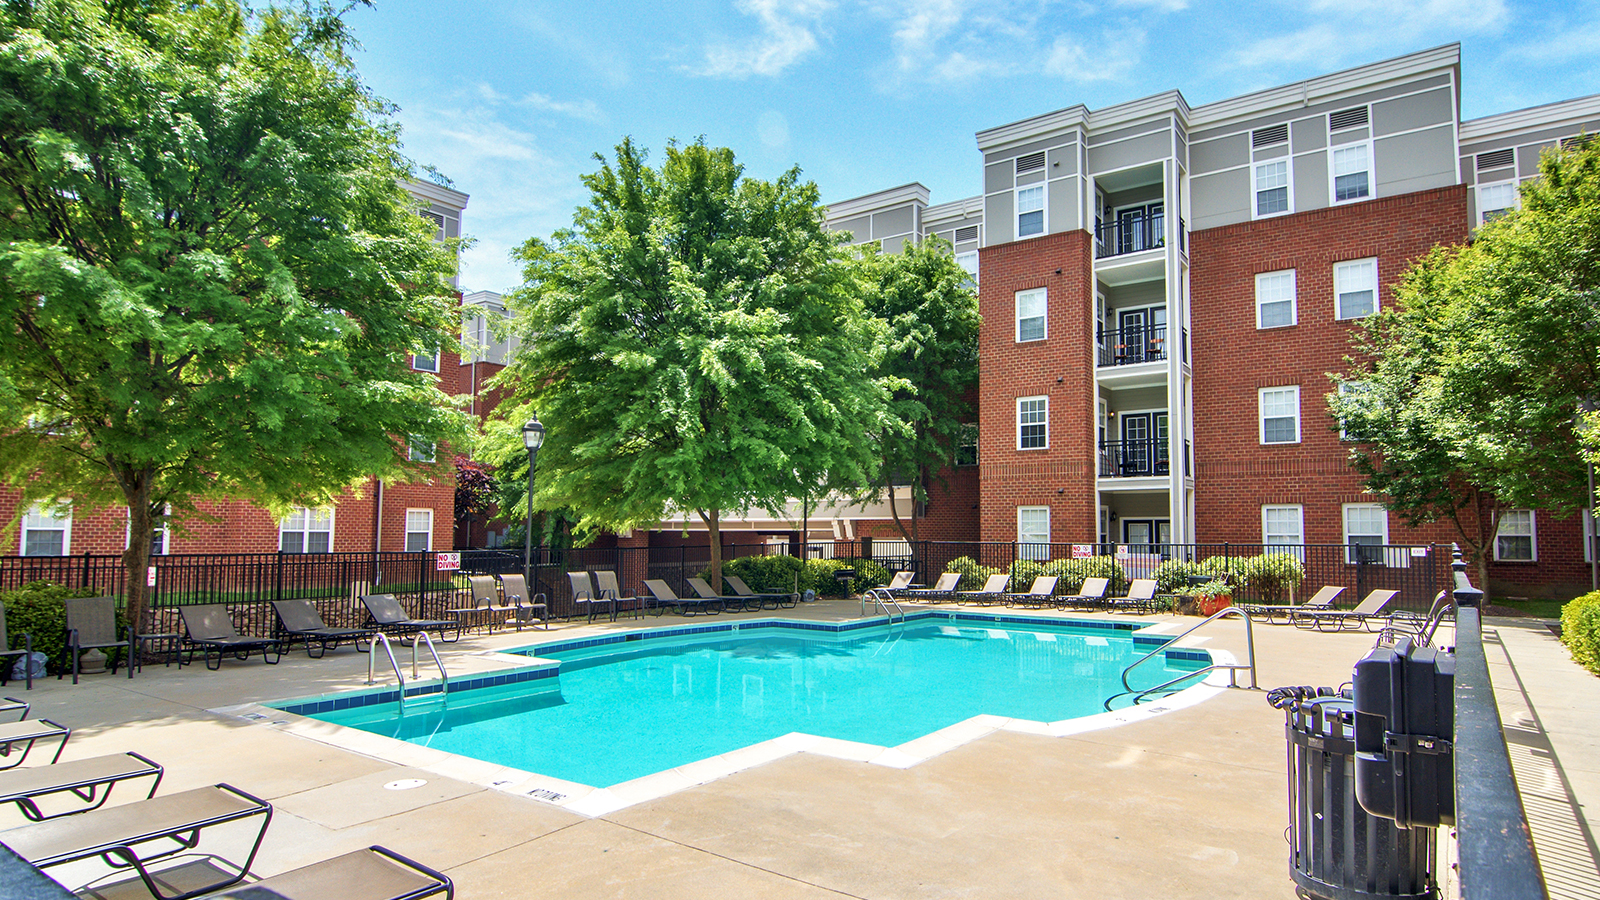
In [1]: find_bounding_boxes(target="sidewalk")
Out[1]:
[1483,617,1600,900]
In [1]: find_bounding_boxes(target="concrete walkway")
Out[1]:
[0,603,1592,898]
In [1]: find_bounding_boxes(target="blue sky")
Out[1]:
[348,1,1600,294]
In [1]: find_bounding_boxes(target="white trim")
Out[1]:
[1329,139,1374,205]
[1018,506,1050,545]
[411,348,440,373]
[1494,510,1536,562]
[126,506,171,555]
[21,502,71,557]
[1262,504,1305,546]
[405,508,433,553]
[1342,503,1389,563]
[1476,180,1519,226]
[1252,158,1292,219]
[1258,386,1301,444]
[1017,396,1049,450]
[1015,287,1047,342]
[1334,258,1379,320]
[1255,269,1297,329]
[1016,185,1046,239]
[280,506,334,554]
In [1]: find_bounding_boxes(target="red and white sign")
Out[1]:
[1071,544,1095,559]
[435,552,461,572]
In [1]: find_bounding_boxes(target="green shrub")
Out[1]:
[945,556,1001,587]
[1039,556,1127,594]
[803,558,893,597]
[1152,559,1209,593]
[715,556,892,598]
[720,555,805,595]
[2,581,105,675]
[1561,590,1600,677]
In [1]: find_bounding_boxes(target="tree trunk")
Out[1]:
[117,468,155,644]
[699,507,722,593]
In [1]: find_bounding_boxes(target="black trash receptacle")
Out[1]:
[1284,696,1437,900]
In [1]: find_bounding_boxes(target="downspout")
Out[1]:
[373,478,384,554]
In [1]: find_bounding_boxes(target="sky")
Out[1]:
[345,0,1600,295]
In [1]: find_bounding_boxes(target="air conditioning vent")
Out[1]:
[1329,106,1369,131]
[954,225,979,243]
[1252,124,1289,147]
[1475,149,1514,171]
[1015,152,1046,174]
[1561,135,1594,151]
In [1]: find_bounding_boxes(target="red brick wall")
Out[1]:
[976,231,1097,542]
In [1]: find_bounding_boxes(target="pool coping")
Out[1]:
[215,612,1234,818]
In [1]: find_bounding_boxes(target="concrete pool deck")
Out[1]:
[2,601,1595,899]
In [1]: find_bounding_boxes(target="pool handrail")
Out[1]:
[1116,606,1258,698]
[861,587,906,623]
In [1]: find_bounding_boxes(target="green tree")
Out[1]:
[496,139,894,588]
[0,0,465,630]
[857,237,979,543]
[1330,137,1600,590]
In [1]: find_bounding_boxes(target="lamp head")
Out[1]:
[522,415,546,451]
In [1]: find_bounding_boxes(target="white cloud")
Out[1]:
[1044,26,1146,83]
[1113,0,1187,11]
[696,0,836,78]
[1231,0,1508,70]
[757,110,791,148]
[520,91,606,124]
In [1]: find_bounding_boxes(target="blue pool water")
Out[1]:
[293,619,1207,788]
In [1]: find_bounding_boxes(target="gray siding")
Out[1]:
[1187,73,1453,145]
[1292,117,1327,152]
[833,215,871,243]
[1375,126,1457,196]
[1190,168,1249,231]
[1191,134,1247,173]
[1088,132,1172,174]
[984,162,1012,195]
[1049,178,1081,232]
[871,207,915,240]
[1373,87,1453,137]
[986,192,1015,245]
[1293,151,1329,213]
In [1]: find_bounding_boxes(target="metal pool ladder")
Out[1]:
[366,631,450,712]
[861,587,906,623]
[1103,607,1258,711]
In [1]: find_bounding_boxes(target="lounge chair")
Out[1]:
[180,605,283,671]
[497,573,549,629]
[0,751,162,821]
[882,571,916,593]
[62,596,148,684]
[567,571,616,623]
[1378,590,1454,646]
[1,696,27,721]
[593,570,647,617]
[957,574,1010,606]
[203,845,453,900]
[360,594,461,643]
[1291,589,1401,632]
[687,577,752,612]
[643,580,722,616]
[1005,576,1059,608]
[449,575,517,634]
[1104,579,1161,614]
[1058,576,1109,610]
[0,601,33,690]
[272,600,375,658]
[0,718,69,770]
[724,574,798,610]
[0,782,272,900]
[902,572,960,603]
[1236,585,1345,625]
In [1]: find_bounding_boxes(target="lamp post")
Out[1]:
[522,415,546,606]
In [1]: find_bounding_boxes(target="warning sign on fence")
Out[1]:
[435,552,460,572]
[1071,544,1094,559]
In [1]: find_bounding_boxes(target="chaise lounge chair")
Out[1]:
[272,600,375,658]
[1104,578,1161,614]
[724,574,798,610]
[1291,588,1401,632]
[360,594,461,643]
[1058,576,1109,611]
[1236,585,1345,625]
[567,572,616,623]
[498,573,549,629]
[881,571,916,594]
[0,601,33,690]
[1005,576,1059,609]
[688,577,752,612]
[957,574,1011,606]
[643,580,723,616]
[180,605,283,671]
[902,572,960,603]
[0,718,69,769]
[203,845,453,900]
[0,751,162,821]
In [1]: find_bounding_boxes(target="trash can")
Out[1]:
[1274,688,1437,900]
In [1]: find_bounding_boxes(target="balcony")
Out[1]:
[1095,212,1164,259]
[1098,325,1167,368]
[1098,437,1170,478]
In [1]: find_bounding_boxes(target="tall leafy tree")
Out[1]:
[858,237,978,543]
[1330,138,1600,590]
[0,0,465,630]
[497,139,894,588]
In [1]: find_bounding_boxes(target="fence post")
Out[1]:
[274,550,284,602]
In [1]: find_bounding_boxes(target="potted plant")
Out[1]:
[1176,580,1233,616]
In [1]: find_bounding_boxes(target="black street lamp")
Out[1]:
[522,415,546,604]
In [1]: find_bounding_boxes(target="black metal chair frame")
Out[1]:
[0,751,163,822]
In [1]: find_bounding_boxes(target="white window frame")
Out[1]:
[21,502,71,557]
[1342,503,1388,564]
[1016,185,1045,238]
[1015,288,1046,342]
[1252,158,1292,218]
[409,436,437,463]
[1258,386,1301,445]
[126,505,171,555]
[1477,180,1519,226]
[1336,381,1372,441]
[1334,258,1379,321]
[411,347,440,373]
[955,251,978,285]
[1330,140,1373,204]
[280,506,333,554]
[1018,506,1050,560]
[1017,396,1048,450]
[405,508,433,553]
[1255,269,1297,329]
[1262,505,1304,546]
[1495,510,1536,562]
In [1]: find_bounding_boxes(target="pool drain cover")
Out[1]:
[384,779,428,791]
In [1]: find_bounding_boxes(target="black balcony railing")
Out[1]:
[1098,325,1168,367]
[1095,211,1165,258]
[1099,437,1170,477]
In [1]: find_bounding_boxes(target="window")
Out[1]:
[954,423,978,466]
[1016,288,1046,342]
[1478,181,1518,225]
[1255,270,1296,329]
[1331,143,1371,202]
[955,251,978,286]
[1259,386,1300,444]
[405,509,433,553]
[1263,505,1304,547]
[21,503,70,556]
[1336,381,1373,441]
[412,348,439,373]
[1017,397,1048,450]
[1334,258,1378,320]
[409,436,436,463]
[1018,507,1050,560]
[280,507,333,554]
[126,506,170,555]
[1343,503,1388,563]
[1254,160,1290,216]
[1017,185,1044,238]
[1495,510,1535,561]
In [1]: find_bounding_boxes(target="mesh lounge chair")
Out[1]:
[0,601,32,690]
[272,600,374,658]
[450,576,516,634]
[204,845,453,900]
[180,605,283,671]
[360,595,461,643]
[1058,576,1109,611]
[0,718,69,770]
[62,596,137,684]
[882,571,915,594]
[1104,579,1161,614]
[687,577,752,612]
[724,574,797,610]
[643,580,722,616]
[1005,576,1059,608]
[1,696,27,721]
[0,782,272,900]
[957,574,1010,606]
[1236,585,1345,625]
[498,573,548,629]
[0,751,162,821]
[593,570,646,618]
[902,572,960,603]
[567,572,616,623]
[1291,589,1401,632]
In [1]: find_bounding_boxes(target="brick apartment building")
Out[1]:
[0,180,471,560]
[823,44,1600,599]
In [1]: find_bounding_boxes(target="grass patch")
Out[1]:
[1491,597,1565,618]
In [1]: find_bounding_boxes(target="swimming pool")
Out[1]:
[276,614,1212,789]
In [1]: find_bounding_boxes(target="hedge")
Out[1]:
[2,581,107,675]
[714,557,894,599]
[1561,591,1600,677]
[1150,553,1305,602]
